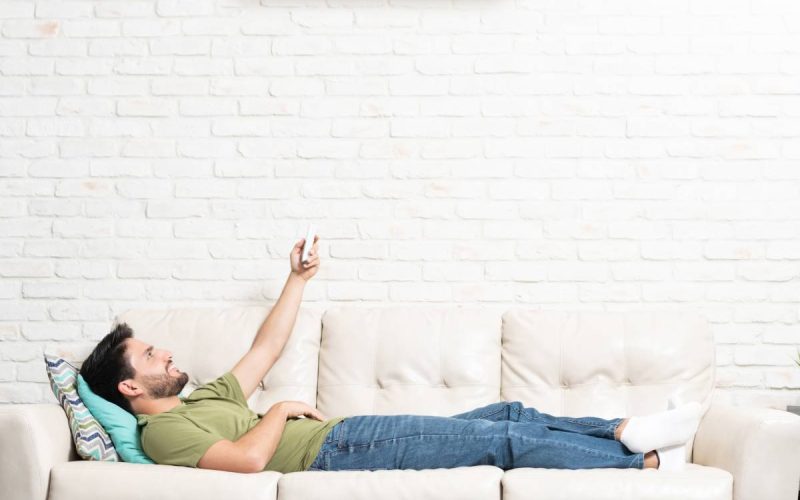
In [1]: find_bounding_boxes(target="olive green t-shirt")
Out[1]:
[136,371,346,473]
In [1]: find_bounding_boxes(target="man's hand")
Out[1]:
[278,400,328,421]
[290,235,320,281]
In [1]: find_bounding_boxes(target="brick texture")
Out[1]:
[0,0,799,410]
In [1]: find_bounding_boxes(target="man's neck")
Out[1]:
[134,395,183,416]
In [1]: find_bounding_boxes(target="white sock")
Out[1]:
[655,443,686,471]
[619,401,702,453]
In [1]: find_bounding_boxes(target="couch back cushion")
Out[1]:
[501,309,716,420]
[112,305,324,414]
[110,305,716,430]
[316,306,503,418]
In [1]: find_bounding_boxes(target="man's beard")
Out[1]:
[142,371,189,398]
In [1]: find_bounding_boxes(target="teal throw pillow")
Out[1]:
[76,373,155,464]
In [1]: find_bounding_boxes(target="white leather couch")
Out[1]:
[2,305,799,500]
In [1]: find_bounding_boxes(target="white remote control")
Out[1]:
[301,223,316,264]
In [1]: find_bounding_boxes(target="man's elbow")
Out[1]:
[238,443,272,473]
[245,452,266,473]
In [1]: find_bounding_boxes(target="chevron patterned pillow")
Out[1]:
[43,352,120,462]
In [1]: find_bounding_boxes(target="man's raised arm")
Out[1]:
[231,235,321,399]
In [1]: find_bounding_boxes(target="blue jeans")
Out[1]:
[307,401,644,471]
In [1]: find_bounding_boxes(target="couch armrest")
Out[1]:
[0,403,78,500]
[692,401,800,500]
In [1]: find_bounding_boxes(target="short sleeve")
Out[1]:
[186,371,248,406]
[140,415,224,468]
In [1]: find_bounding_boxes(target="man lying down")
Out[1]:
[79,236,701,474]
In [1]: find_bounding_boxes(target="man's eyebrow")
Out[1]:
[143,345,153,358]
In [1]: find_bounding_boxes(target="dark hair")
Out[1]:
[79,322,137,415]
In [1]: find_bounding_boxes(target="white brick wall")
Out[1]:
[1,0,799,412]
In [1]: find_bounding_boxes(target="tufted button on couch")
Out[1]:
[2,305,799,500]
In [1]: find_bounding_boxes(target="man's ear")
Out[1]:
[118,379,144,398]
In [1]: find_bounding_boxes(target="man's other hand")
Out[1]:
[278,400,327,421]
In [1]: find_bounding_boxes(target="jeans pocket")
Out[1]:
[335,419,346,449]
[325,420,345,448]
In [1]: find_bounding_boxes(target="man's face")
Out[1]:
[124,337,189,399]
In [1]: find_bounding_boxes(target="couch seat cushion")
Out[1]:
[278,465,503,500]
[502,463,732,500]
[49,461,280,500]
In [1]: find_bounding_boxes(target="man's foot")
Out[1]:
[654,443,686,471]
[618,401,702,453]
